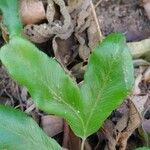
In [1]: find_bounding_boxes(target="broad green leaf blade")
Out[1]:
[80,33,134,138]
[0,105,61,150]
[0,0,22,37]
[0,37,85,137]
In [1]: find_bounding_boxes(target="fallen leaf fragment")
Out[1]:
[133,59,150,67]
[143,0,150,19]
[128,38,150,62]
[41,115,63,137]
[142,119,150,134]
[20,0,46,25]
[132,95,148,114]
[117,100,142,150]
[143,67,150,82]
[133,73,143,95]
[103,97,144,150]
[62,122,82,150]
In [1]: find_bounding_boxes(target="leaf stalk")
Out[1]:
[81,138,86,150]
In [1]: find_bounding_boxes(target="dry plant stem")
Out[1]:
[90,0,103,41]
[25,104,36,114]
[81,138,86,150]
[94,0,102,9]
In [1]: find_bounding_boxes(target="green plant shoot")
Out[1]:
[0,0,134,148]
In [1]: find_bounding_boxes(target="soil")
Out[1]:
[0,0,150,150]
[95,0,150,41]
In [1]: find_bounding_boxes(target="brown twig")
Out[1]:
[94,0,102,9]
[90,0,103,41]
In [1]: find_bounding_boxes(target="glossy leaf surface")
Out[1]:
[0,33,134,139]
[0,105,61,150]
[0,0,22,37]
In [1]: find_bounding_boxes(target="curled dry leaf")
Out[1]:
[133,59,150,67]
[24,0,73,43]
[103,100,142,150]
[116,100,142,150]
[23,0,100,65]
[20,0,46,25]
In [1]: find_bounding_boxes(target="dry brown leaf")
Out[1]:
[67,0,83,12]
[53,36,78,65]
[102,120,117,150]
[142,119,150,137]
[24,0,73,43]
[128,38,150,62]
[116,100,141,150]
[63,122,81,150]
[143,0,150,19]
[143,67,150,82]
[103,99,143,150]
[41,115,63,137]
[103,111,129,150]
[132,95,148,115]
[133,73,143,95]
[71,62,87,79]
[23,0,101,65]
[20,0,46,25]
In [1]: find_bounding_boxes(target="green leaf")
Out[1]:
[0,105,61,150]
[80,33,134,137]
[134,147,150,150]
[0,33,134,139]
[0,0,22,37]
[0,36,85,137]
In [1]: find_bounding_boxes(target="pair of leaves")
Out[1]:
[0,105,61,150]
[0,0,134,146]
[0,33,134,139]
